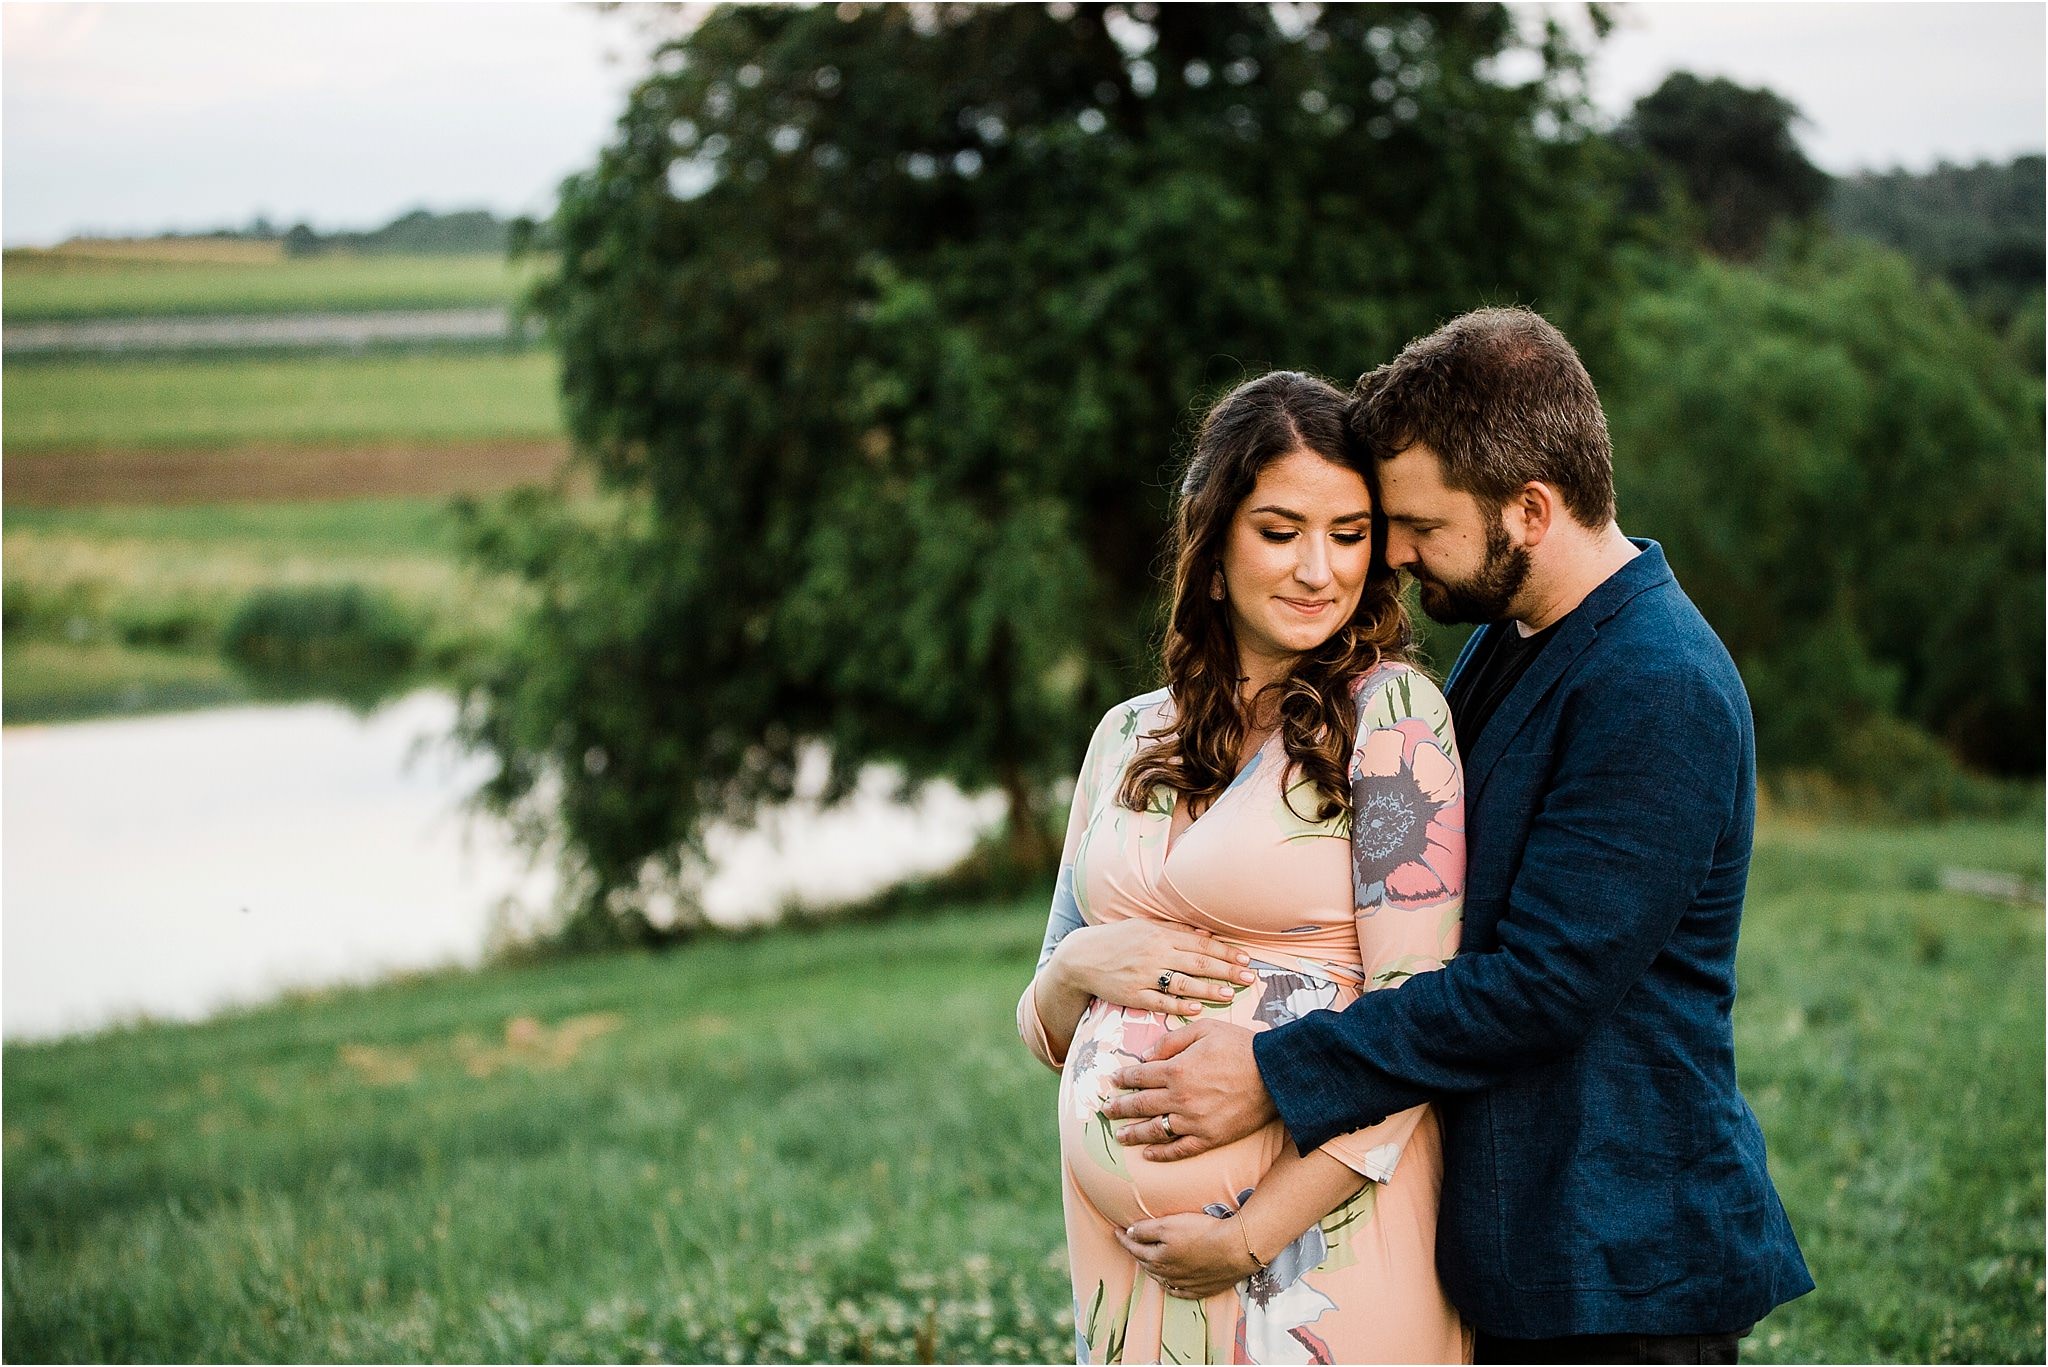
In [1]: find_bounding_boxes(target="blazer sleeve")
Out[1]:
[1255,657,1745,1152]
[1314,665,1466,1182]
[1016,703,1124,1070]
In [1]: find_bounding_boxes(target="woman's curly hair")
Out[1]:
[1119,370,1413,823]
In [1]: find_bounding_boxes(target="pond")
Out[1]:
[1,691,1001,1041]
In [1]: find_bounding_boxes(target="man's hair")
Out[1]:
[1349,307,1616,528]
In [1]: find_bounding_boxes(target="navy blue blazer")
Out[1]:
[1254,540,1813,1338]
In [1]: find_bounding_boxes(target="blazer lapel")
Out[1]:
[1460,614,1597,812]
[1458,540,1675,811]
[1442,624,1490,695]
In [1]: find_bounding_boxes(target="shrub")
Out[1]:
[222,583,419,678]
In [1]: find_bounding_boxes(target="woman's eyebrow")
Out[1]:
[1249,505,1373,523]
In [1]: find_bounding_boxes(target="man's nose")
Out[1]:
[1383,530,1419,570]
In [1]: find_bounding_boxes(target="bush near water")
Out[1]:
[222,584,419,679]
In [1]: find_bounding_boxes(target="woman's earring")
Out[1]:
[1209,569,1225,601]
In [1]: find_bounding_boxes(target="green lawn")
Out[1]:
[2,352,563,453]
[2,251,545,321]
[3,814,2041,1362]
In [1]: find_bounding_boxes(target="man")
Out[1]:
[1105,308,1812,1363]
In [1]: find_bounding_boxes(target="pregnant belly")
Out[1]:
[1057,998,1287,1229]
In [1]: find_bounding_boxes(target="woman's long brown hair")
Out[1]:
[1119,371,1412,823]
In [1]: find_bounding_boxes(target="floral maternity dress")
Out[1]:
[1018,662,1471,1365]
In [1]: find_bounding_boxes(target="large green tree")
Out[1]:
[1603,240,2045,785]
[1617,71,1829,261]
[461,2,1636,942]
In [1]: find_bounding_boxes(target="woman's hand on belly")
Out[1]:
[1116,1213,1257,1301]
[1049,920,1257,1017]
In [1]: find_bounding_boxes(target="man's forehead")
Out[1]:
[1378,443,1461,514]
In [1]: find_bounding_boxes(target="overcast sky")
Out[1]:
[3,1,2042,247]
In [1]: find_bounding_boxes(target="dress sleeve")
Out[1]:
[1016,704,1125,1070]
[1314,665,1467,1182]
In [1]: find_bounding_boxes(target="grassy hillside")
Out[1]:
[4,814,2041,1363]
[2,248,545,321]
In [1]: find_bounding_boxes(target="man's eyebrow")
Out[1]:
[1250,505,1373,523]
[1385,513,1439,527]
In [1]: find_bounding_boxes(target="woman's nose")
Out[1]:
[1295,542,1333,589]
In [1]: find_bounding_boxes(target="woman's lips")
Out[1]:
[1277,597,1332,616]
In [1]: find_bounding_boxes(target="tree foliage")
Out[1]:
[1617,71,1830,261]
[1829,154,2046,341]
[1602,241,2045,787]
[460,5,2042,945]
[459,1,1636,941]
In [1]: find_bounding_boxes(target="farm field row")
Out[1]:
[3,249,546,321]
[3,812,2042,1363]
[4,351,565,455]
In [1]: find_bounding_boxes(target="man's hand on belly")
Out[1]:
[1105,1020,1277,1162]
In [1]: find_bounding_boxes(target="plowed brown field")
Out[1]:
[4,438,578,507]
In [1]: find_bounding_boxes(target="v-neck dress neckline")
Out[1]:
[1158,725,1282,865]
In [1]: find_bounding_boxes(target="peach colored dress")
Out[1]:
[1018,663,1471,1365]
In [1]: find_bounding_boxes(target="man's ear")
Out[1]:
[1509,481,1557,548]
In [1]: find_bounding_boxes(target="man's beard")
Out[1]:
[1413,516,1530,625]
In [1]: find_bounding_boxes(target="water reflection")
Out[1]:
[2,691,1000,1041]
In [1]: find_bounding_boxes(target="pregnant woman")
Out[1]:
[1017,371,1470,1364]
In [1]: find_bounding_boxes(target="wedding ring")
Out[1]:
[1160,1114,1176,1140]
[1157,971,1174,992]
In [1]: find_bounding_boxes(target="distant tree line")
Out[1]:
[450,4,2043,945]
[109,207,527,256]
[1830,155,2045,321]
[281,208,522,257]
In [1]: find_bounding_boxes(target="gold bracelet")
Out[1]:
[1238,1215,1268,1273]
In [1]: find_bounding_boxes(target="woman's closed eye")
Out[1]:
[1257,529,1368,545]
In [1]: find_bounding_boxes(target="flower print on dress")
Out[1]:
[1068,1004,1172,1124]
[1248,968,1339,1029]
[1348,717,1464,912]
[1203,1189,1337,1365]
[1235,1278,1337,1367]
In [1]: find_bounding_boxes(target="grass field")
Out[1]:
[5,500,475,557]
[3,351,563,453]
[3,497,489,632]
[0,242,572,720]
[4,813,2041,1363]
[2,248,545,320]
